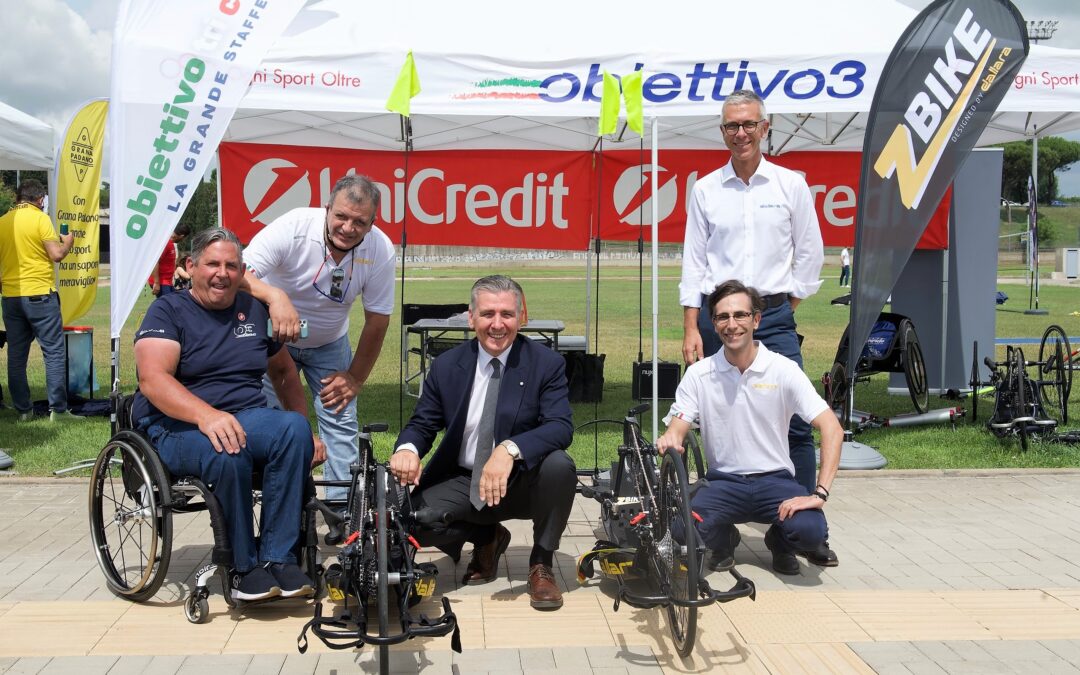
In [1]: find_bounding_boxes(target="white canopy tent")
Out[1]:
[0,101,54,170]
[223,0,1080,152]
[109,0,1080,424]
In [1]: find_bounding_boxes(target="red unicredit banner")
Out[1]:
[597,150,948,249]
[219,143,949,250]
[219,143,594,249]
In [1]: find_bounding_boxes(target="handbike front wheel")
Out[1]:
[376,464,391,675]
[658,450,698,658]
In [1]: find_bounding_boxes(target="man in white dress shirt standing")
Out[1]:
[678,89,835,567]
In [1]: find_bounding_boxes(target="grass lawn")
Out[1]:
[3,260,1080,476]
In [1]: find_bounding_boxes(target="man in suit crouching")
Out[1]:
[389,274,575,610]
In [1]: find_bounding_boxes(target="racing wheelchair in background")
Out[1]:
[576,404,756,657]
[822,312,930,415]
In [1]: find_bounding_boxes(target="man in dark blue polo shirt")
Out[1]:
[132,228,325,601]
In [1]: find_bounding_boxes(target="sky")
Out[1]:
[2,0,1079,193]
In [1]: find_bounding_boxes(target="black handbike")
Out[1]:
[576,404,756,657]
[298,423,460,672]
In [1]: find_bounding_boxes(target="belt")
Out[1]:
[26,293,54,303]
[763,293,789,309]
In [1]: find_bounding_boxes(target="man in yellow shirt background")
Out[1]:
[0,179,75,430]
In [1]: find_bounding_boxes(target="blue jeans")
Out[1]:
[839,266,850,286]
[263,333,357,501]
[692,470,827,554]
[697,294,816,492]
[140,408,314,572]
[2,293,67,413]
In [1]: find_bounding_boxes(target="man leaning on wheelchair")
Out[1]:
[132,227,326,602]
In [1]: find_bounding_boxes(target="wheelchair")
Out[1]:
[822,312,930,415]
[88,392,320,623]
[576,404,756,657]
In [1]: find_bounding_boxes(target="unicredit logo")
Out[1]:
[244,158,311,226]
[612,164,680,226]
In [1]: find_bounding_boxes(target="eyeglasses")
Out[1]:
[721,120,765,135]
[712,311,755,324]
[312,251,354,304]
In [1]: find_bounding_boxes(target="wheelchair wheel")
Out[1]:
[657,451,698,658]
[1039,325,1071,425]
[88,430,173,602]
[1011,348,1029,451]
[902,323,929,414]
[376,464,391,675]
[826,362,848,412]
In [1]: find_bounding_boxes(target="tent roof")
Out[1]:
[0,101,54,169]
[224,0,1080,153]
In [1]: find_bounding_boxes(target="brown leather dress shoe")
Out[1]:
[462,524,511,585]
[527,563,563,610]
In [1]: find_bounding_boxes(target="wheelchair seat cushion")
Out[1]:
[862,319,898,361]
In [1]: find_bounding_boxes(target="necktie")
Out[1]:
[470,358,502,510]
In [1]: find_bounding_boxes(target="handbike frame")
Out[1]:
[580,405,755,635]
[299,424,459,655]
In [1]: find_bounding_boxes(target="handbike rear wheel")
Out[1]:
[376,464,391,675]
[658,451,699,658]
[1039,325,1071,425]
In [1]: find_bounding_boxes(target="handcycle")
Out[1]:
[297,423,460,671]
[576,404,756,657]
[969,341,1060,450]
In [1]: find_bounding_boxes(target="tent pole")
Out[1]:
[650,116,660,442]
[397,115,413,427]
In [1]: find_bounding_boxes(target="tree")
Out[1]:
[999,137,1080,204]
[0,183,15,214]
[176,170,218,240]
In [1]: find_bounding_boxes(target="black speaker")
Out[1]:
[632,361,680,400]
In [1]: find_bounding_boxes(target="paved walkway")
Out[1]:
[3,470,1080,673]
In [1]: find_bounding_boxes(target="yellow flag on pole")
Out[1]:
[622,71,644,135]
[386,51,422,116]
[54,99,107,324]
[598,70,621,136]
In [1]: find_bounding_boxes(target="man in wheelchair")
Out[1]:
[389,275,575,610]
[657,280,842,576]
[131,228,325,602]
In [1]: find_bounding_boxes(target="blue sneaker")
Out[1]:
[266,562,315,598]
[230,566,281,601]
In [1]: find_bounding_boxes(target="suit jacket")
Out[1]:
[396,335,573,491]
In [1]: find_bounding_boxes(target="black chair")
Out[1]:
[402,303,469,397]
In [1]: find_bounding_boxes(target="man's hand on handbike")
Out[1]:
[390,450,422,487]
[656,417,691,456]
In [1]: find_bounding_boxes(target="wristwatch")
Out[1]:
[502,440,522,461]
